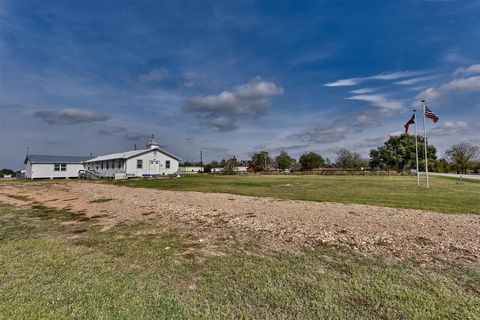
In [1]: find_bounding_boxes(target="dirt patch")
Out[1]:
[0,181,479,268]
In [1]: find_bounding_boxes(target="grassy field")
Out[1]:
[111,174,480,214]
[1,202,479,319]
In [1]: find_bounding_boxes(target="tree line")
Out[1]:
[182,134,480,174]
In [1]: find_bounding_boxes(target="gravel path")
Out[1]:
[1,181,479,268]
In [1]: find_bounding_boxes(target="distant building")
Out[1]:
[211,166,248,174]
[211,167,224,173]
[234,166,248,173]
[179,166,204,174]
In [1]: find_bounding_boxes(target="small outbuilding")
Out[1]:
[24,155,91,179]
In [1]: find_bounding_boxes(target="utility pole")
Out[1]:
[200,151,203,173]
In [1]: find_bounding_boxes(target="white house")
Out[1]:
[84,136,180,178]
[24,155,91,179]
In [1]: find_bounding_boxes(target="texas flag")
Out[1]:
[404,112,415,133]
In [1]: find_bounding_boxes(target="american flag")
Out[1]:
[424,105,439,123]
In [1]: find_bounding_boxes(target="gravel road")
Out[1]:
[1,181,479,268]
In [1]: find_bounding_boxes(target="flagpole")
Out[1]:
[414,109,419,187]
[421,99,429,188]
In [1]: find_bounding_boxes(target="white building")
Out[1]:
[24,135,180,179]
[179,166,204,174]
[234,166,248,173]
[84,136,180,178]
[24,155,91,179]
[211,166,248,174]
[211,167,224,173]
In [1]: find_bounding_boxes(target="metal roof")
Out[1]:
[25,155,91,164]
[84,147,181,163]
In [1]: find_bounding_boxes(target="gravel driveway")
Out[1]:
[1,181,479,268]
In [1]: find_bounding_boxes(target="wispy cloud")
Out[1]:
[430,121,470,136]
[291,111,381,144]
[139,68,169,82]
[325,78,362,87]
[34,108,109,125]
[349,88,375,94]
[123,132,150,142]
[289,49,333,65]
[395,75,437,85]
[325,71,423,87]
[184,77,283,131]
[454,64,480,77]
[417,76,480,101]
[346,94,404,111]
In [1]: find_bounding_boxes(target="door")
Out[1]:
[149,160,160,175]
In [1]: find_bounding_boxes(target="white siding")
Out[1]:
[126,150,178,176]
[86,158,126,178]
[28,162,84,179]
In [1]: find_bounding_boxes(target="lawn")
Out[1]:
[1,202,479,319]
[111,174,480,214]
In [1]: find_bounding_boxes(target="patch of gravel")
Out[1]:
[0,181,479,268]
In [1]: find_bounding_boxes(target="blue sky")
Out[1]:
[1,1,479,169]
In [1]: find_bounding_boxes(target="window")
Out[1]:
[166,160,170,169]
[54,164,67,171]
[101,162,104,170]
[106,161,109,170]
[118,160,122,169]
[137,159,143,169]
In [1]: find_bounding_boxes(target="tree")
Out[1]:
[299,152,325,171]
[251,151,272,172]
[445,142,479,174]
[335,148,364,169]
[0,168,15,178]
[275,151,294,171]
[369,134,436,173]
[432,158,453,173]
[223,156,239,173]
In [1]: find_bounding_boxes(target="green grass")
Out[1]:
[110,175,480,214]
[1,202,479,319]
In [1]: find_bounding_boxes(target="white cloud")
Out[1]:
[430,121,470,136]
[454,64,480,76]
[291,110,381,144]
[34,108,109,124]
[346,94,404,111]
[184,77,283,131]
[139,68,169,82]
[395,75,437,85]
[417,76,480,101]
[325,71,423,87]
[369,71,423,81]
[325,78,362,87]
[349,88,375,94]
